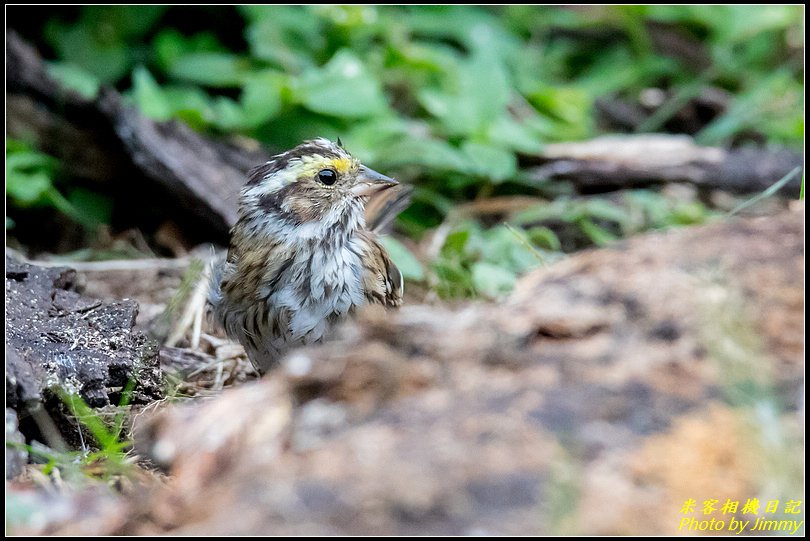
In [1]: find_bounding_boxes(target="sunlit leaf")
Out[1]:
[417,48,511,136]
[168,52,251,88]
[6,171,53,205]
[6,144,58,206]
[298,50,388,118]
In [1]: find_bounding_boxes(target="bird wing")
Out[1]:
[356,231,403,307]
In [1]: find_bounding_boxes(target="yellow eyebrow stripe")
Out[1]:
[331,157,353,175]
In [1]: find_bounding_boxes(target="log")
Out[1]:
[6,31,271,240]
[529,134,803,196]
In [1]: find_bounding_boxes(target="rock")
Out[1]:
[6,408,27,479]
[5,255,163,448]
[5,484,129,536]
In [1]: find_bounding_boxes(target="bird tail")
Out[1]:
[207,252,226,311]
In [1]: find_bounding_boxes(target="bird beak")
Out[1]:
[351,166,399,197]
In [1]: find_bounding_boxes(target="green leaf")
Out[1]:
[486,113,544,154]
[131,66,172,121]
[527,226,562,251]
[526,85,593,141]
[442,228,470,257]
[459,142,516,182]
[84,5,166,39]
[379,237,425,282]
[46,62,100,99]
[5,150,57,173]
[240,71,286,127]
[417,49,512,137]
[404,6,512,54]
[168,52,251,88]
[6,143,58,206]
[339,116,411,163]
[579,219,619,246]
[255,108,346,149]
[471,261,516,299]
[44,187,82,221]
[153,29,225,72]
[582,198,631,225]
[162,85,215,128]
[297,50,388,118]
[67,188,113,227]
[432,258,476,299]
[211,97,247,131]
[6,171,53,205]
[710,6,798,44]
[375,135,468,172]
[482,225,544,272]
[45,20,132,84]
[672,202,709,225]
[243,6,323,71]
[697,70,801,146]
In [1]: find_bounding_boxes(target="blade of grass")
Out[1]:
[59,390,121,451]
[503,222,547,265]
[728,166,801,216]
[112,377,138,443]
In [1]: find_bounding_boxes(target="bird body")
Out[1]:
[210,139,404,373]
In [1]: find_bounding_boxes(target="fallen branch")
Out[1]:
[527,134,803,196]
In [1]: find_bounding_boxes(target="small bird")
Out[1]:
[209,138,406,374]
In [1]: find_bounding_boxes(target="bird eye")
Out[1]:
[317,169,337,185]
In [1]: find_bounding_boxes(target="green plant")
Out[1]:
[431,220,560,299]
[6,139,111,229]
[4,382,138,490]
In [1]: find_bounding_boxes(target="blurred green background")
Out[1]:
[6,5,804,298]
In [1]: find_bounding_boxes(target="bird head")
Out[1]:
[239,138,398,231]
